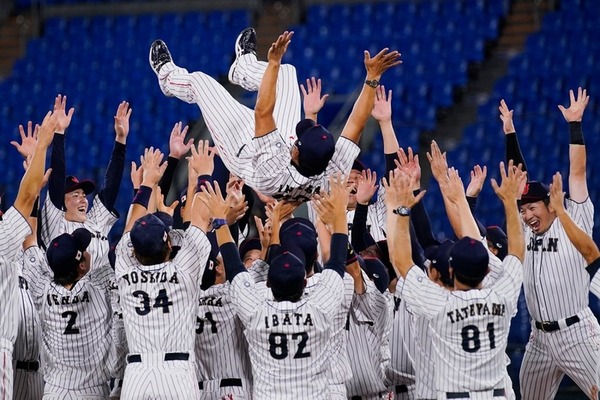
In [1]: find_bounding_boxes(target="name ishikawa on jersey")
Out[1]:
[401,256,523,393]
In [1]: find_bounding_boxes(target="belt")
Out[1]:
[535,315,580,333]
[198,378,243,390]
[16,360,39,372]
[396,385,408,394]
[351,393,387,400]
[127,352,189,363]
[446,389,505,399]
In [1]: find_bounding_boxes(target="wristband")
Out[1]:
[569,122,584,145]
[195,175,212,193]
[132,185,152,208]
[30,197,40,217]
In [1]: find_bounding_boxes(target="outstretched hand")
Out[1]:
[169,122,193,159]
[382,169,425,210]
[426,140,449,183]
[558,87,589,122]
[300,77,329,118]
[395,147,421,189]
[355,169,378,205]
[114,101,132,143]
[197,181,229,220]
[11,121,39,159]
[53,94,75,134]
[371,85,392,122]
[548,172,566,214]
[155,186,179,217]
[187,140,215,176]
[364,48,402,78]
[267,31,294,64]
[466,165,487,197]
[499,99,515,134]
[140,147,167,187]
[490,160,526,204]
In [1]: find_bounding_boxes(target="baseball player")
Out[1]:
[41,96,130,270]
[150,29,400,202]
[198,173,351,399]
[500,91,600,399]
[384,162,525,399]
[1,111,58,400]
[115,145,211,399]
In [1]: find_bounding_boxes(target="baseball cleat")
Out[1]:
[149,39,172,74]
[228,28,257,84]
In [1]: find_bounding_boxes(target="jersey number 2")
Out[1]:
[268,332,311,360]
[461,323,496,353]
[61,311,80,335]
[132,289,173,316]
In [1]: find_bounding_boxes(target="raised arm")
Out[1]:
[186,140,215,231]
[558,87,590,202]
[255,31,293,137]
[439,167,482,239]
[48,94,75,209]
[159,122,193,196]
[300,77,329,122]
[351,169,378,252]
[499,99,528,173]
[99,101,131,211]
[341,49,401,144]
[490,161,526,261]
[548,171,599,264]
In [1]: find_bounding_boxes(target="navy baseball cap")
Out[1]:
[424,240,455,285]
[201,232,220,290]
[130,214,169,258]
[239,237,261,260]
[358,256,390,293]
[153,211,174,231]
[65,175,96,195]
[449,237,489,281]
[520,181,549,205]
[179,187,189,207]
[294,119,335,178]
[47,228,92,277]
[351,159,366,172]
[280,217,318,271]
[267,244,307,300]
[485,226,508,260]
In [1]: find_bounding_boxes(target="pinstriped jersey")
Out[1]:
[14,249,41,363]
[115,227,210,354]
[194,281,252,384]
[0,207,32,343]
[306,272,354,388]
[41,194,118,271]
[590,258,600,298]
[231,269,344,400]
[35,262,114,390]
[523,198,593,321]
[401,255,523,393]
[386,279,416,389]
[238,131,360,202]
[346,275,392,397]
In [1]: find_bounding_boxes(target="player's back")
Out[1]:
[245,296,334,400]
[194,281,252,382]
[39,265,113,389]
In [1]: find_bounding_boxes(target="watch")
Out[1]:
[365,79,380,88]
[392,206,411,217]
[211,218,228,230]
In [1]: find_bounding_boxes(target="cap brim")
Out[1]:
[66,181,96,195]
[72,228,92,250]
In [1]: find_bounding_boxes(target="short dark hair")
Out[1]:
[453,270,485,288]
[134,241,171,266]
[53,263,81,286]
[272,287,304,302]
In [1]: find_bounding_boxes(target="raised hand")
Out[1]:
[548,171,566,213]
[11,121,39,158]
[300,77,329,118]
[140,147,167,187]
[490,160,526,204]
[382,169,424,210]
[37,111,60,148]
[465,165,487,197]
[155,186,179,217]
[499,99,515,134]
[114,101,132,144]
[254,215,272,252]
[395,147,421,189]
[371,85,392,122]
[226,175,244,202]
[356,169,378,205]
[364,48,402,77]
[53,94,75,134]
[22,155,52,187]
[130,161,143,190]
[197,181,228,219]
[312,173,351,227]
[267,31,294,64]
[439,167,467,204]
[426,140,449,183]
[225,191,248,225]
[168,122,193,159]
[270,200,299,224]
[187,140,214,176]
[558,87,590,122]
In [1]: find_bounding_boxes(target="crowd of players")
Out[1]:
[1,28,599,400]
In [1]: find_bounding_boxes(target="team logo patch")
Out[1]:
[29,257,36,263]
[417,276,423,282]
[244,281,251,287]
[275,141,282,148]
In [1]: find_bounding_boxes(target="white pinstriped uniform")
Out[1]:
[155,56,360,202]
[23,246,114,399]
[0,207,32,400]
[231,269,345,400]
[346,274,393,400]
[41,195,118,270]
[116,227,210,399]
[14,248,44,400]
[194,281,253,399]
[519,198,600,399]
[591,263,600,298]
[401,255,523,398]
[388,278,417,399]
[305,272,354,399]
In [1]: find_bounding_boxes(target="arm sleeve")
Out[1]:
[410,189,440,250]
[48,134,66,209]
[324,233,348,278]
[384,152,399,177]
[505,132,528,172]
[351,203,372,252]
[158,156,180,198]
[99,141,126,212]
[220,241,246,283]
[466,196,487,237]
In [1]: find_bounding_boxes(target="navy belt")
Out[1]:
[396,385,408,394]
[446,389,505,399]
[16,360,39,372]
[535,315,580,332]
[351,393,387,400]
[198,378,243,390]
[127,352,189,363]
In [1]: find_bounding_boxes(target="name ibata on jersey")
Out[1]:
[446,302,506,323]
[265,313,314,328]
[121,271,179,285]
